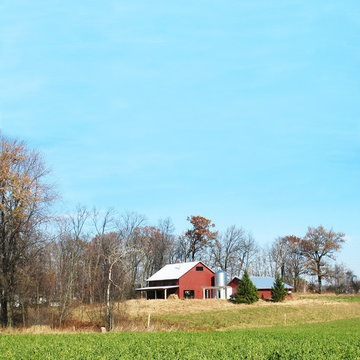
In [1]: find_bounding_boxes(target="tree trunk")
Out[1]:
[293,277,298,293]
[280,264,285,279]
[8,302,14,328]
[317,263,322,294]
[106,265,113,331]
[317,275,322,294]
[21,302,26,327]
[0,292,8,327]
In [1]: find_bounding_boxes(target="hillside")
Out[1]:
[70,293,360,332]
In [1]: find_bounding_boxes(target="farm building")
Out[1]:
[228,276,293,299]
[136,261,232,300]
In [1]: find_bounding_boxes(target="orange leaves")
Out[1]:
[185,216,218,260]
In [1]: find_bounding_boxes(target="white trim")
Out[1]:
[135,285,179,291]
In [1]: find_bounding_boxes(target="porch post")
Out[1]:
[165,289,167,299]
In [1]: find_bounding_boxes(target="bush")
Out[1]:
[271,275,288,302]
[235,270,259,304]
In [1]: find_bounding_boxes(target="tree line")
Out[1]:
[0,134,358,329]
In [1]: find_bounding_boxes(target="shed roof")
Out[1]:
[147,261,211,281]
[231,276,293,289]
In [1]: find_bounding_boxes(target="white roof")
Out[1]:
[147,261,202,281]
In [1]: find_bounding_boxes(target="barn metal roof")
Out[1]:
[232,276,293,289]
[147,261,205,281]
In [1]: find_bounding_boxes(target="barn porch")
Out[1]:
[136,285,179,299]
[201,286,232,299]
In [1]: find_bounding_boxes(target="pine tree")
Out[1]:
[235,270,259,304]
[271,274,288,302]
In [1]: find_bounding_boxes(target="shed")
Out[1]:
[228,276,293,299]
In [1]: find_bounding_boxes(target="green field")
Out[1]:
[299,295,360,303]
[0,318,359,359]
[152,303,360,330]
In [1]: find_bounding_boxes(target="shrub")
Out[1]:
[235,270,259,304]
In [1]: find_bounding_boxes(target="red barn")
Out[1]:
[136,261,215,299]
[228,276,293,299]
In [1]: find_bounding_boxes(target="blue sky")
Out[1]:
[1,1,359,275]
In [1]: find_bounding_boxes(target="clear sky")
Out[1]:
[1,1,359,275]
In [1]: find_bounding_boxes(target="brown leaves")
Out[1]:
[185,215,217,261]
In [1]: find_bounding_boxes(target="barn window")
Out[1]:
[196,266,203,271]
[184,290,194,299]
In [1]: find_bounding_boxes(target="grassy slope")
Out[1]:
[152,301,360,331]
[0,318,359,359]
[66,294,360,332]
[298,295,360,303]
[123,294,360,331]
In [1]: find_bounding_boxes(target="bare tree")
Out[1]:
[271,237,291,279]
[158,217,175,265]
[0,135,55,327]
[235,233,257,277]
[252,246,273,277]
[98,230,136,331]
[327,264,359,294]
[55,206,89,326]
[300,226,345,294]
[139,226,169,282]
[88,208,115,304]
[284,236,306,291]
[117,212,145,296]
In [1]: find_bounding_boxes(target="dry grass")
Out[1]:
[0,325,89,335]
[125,298,237,316]
[2,293,359,334]
[123,294,351,317]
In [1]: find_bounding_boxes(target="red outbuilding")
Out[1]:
[228,276,293,299]
[136,261,216,299]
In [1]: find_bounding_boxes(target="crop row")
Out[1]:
[0,318,359,359]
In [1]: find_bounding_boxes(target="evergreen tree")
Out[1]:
[235,270,259,304]
[271,274,288,302]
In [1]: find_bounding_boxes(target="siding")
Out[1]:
[178,263,215,299]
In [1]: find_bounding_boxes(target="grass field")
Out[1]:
[1,295,359,359]
[65,293,360,332]
[0,318,359,359]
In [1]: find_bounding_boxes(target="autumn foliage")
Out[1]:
[185,216,217,261]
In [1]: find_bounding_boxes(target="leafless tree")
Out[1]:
[284,236,306,291]
[234,233,258,278]
[158,217,176,265]
[116,212,146,296]
[300,226,345,294]
[270,237,291,278]
[252,246,273,277]
[55,206,89,326]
